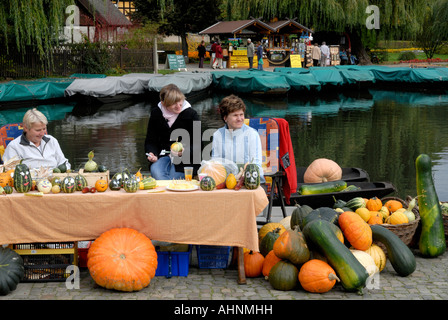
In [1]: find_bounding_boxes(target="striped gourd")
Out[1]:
[13,163,32,193]
[74,174,88,191]
[61,176,76,193]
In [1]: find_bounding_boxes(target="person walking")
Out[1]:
[256,41,264,70]
[197,40,206,68]
[247,38,255,69]
[312,43,321,67]
[320,41,330,67]
[212,41,223,69]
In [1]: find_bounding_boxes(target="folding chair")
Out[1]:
[245,118,287,225]
[0,123,23,148]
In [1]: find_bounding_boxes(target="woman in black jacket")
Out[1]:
[145,84,201,180]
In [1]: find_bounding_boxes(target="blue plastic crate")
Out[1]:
[197,245,231,269]
[155,245,192,277]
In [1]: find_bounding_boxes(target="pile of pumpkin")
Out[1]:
[333,196,417,225]
[243,201,417,294]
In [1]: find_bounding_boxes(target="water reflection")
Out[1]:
[2,89,448,201]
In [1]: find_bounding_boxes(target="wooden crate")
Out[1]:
[52,170,109,187]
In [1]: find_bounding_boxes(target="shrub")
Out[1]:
[398,51,417,61]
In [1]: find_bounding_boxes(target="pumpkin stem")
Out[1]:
[328,273,340,282]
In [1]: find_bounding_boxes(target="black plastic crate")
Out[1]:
[11,242,77,282]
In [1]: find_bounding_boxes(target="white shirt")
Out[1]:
[211,124,264,180]
[3,134,70,170]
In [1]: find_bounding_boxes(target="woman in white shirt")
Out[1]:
[3,108,70,170]
[211,94,264,182]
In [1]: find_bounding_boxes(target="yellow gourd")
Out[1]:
[386,211,409,225]
[355,207,371,222]
[225,173,237,189]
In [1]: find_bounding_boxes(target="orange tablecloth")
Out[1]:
[0,187,268,251]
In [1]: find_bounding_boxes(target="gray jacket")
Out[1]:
[247,42,255,58]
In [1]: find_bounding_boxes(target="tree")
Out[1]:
[0,0,74,60]
[133,0,222,58]
[413,0,448,59]
[220,0,433,64]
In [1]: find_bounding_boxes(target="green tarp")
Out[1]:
[212,70,291,93]
[0,78,74,102]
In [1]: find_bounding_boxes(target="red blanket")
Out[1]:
[274,118,297,204]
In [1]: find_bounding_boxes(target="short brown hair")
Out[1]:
[218,94,246,121]
[159,84,185,107]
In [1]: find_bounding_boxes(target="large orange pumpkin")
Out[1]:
[299,259,340,293]
[303,158,342,183]
[338,211,372,250]
[87,228,158,292]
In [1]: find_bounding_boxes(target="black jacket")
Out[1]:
[144,106,201,174]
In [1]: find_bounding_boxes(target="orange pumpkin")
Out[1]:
[87,228,158,292]
[262,250,282,279]
[244,250,264,278]
[0,169,13,187]
[95,177,108,192]
[366,197,383,211]
[299,259,340,293]
[338,211,372,250]
[384,199,403,213]
[303,158,342,183]
[367,211,383,225]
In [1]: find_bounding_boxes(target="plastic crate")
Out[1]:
[155,245,192,278]
[197,245,231,269]
[11,242,77,282]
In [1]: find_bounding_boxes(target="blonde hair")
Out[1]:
[159,84,185,108]
[23,108,48,129]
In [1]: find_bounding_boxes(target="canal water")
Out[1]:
[1,88,448,201]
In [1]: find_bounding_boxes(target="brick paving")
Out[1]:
[1,250,448,301]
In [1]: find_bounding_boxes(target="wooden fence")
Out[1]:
[0,45,154,79]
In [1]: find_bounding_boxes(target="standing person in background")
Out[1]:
[145,84,200,180]
[256,41,264,70]
[312,43,321,66]
[246,38,254,69]
[197,40,206,68]
[210,40,217,68]
[320,41,330,67]
[212,40,223,69]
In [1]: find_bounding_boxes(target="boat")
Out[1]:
[275,181,396,208]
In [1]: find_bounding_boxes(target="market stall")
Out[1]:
[199,18,313,69]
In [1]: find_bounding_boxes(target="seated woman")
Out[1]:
[145,84,201,180]
[2,108,71,170]
[211,94,264,183]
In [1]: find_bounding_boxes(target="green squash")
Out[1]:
[371,225,416,277]
[112,169,132,188]
[301,207,339,228]
[415,154,446,257]
[200,176,216,191]
[268,260,299,291]
[345,197,367,211]
[74,174,88,191]
[303,219,368,294]
[109,178,121,191]
[13,163,32,193]
[61,176,76,193]
[260,228,282,256]
[140,177,157,190]
[0,247,24,296]
[244,163,260,190]
[290,204,313,230]
[3,185,13,194]
[123,177,138,193]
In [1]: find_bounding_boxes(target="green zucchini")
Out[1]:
[370,225,416,277]
[299,180,347,195]
[303,219,368,294]
[415,154,446,257]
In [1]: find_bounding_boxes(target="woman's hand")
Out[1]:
[147,152,158,163]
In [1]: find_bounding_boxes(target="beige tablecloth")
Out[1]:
[0,187,268,251]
